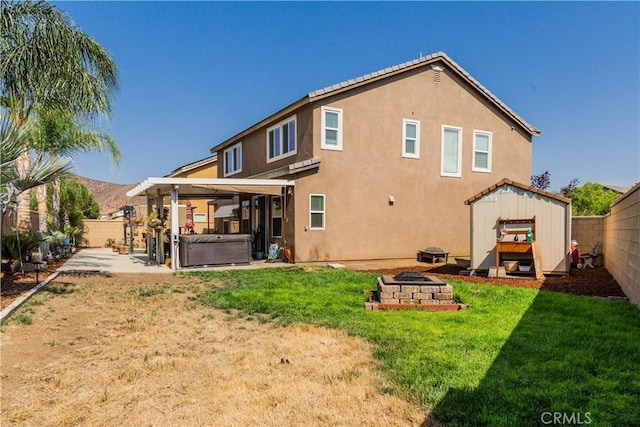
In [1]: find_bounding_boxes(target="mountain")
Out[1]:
[72,175,146,216]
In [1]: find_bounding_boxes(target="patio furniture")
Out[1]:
[418,247,449,264]
[579,253,600,269]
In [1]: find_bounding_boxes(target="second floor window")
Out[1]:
[321,106,342,151]
[441,126,462,177]
[224,142,242,176]
[402,119,420,159]
[473,130,492,173]
[267,116,297,162]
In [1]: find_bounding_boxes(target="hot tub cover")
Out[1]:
[179,234,251,243]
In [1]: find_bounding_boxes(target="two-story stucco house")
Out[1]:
[210,51,540,262]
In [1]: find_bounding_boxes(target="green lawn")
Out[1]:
[191,267,640,426]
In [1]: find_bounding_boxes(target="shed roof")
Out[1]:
[213,204,239,219]
[464,178,571,205]
[211,52,540,153]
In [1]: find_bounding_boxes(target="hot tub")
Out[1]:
[179,234,252,267]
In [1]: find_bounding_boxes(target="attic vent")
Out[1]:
[431,65,444,83]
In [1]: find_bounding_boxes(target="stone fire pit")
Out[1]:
[365,272,466,311]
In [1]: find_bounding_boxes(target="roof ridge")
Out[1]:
[307,51,441,98]
[211,51,539,152]
[306,51,539,136]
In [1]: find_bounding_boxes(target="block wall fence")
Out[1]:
[603,184,640,307]
[80,220,145,248]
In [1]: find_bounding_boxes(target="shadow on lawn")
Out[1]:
[426,288,640,426]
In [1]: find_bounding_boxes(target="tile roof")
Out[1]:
[211,51,540,152]
[165,155,217,178]
[307,51,539,136]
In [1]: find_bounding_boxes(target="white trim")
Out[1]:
[266,115,298,163]
[321,106,343,151]
[223,142,242,177]
[441,125,463,178]
[472,129,492,173]
[402,119,420,159]
[309,193,325,230]
[126,177,295,197]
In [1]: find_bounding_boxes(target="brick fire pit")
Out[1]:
[365,272,466,311]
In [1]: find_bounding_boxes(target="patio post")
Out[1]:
[170,186,180,270]
[146,196,153,260]
[157,191,164,266]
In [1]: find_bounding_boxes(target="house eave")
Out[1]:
[209,51,541,154]
[210,96,309,154]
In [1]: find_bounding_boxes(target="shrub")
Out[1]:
[1,232,42,265]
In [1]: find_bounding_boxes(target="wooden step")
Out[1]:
[531,241,544,280]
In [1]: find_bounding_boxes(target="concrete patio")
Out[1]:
[59,248,435,275]
[58,247,301,274]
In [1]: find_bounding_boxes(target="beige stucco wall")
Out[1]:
[293,64,533,261]
[222,108,315,178]
[604,184,640,306]
[213,60,535,262]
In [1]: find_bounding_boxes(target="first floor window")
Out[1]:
[321,107,343,151]
[309,194,325,230]
[224,142,242,176]
[441,126,462,177]
[271,196,282,238]
[473,130,492,172]
[402,119,420,158]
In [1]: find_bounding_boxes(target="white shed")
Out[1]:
[464,179,572,275]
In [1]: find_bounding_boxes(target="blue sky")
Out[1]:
[56,1,639,191]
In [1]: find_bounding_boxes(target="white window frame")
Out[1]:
[472,130,492,173]
[441,125,462,178]
[309,194,325,230]
[223,142,242,177]
[402,119,420,159]
[271,196,283,238]
[321,106,343,151]
[266,115,297,163]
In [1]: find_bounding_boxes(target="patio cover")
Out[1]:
[126,177,294,270]
[126,177,294,198]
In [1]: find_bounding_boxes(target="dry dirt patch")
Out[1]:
[1,273,425,426]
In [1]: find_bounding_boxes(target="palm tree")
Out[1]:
[1,113,71,238]
[1,115,71,195]
[1,0,118,231]
[32,107,121,229]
